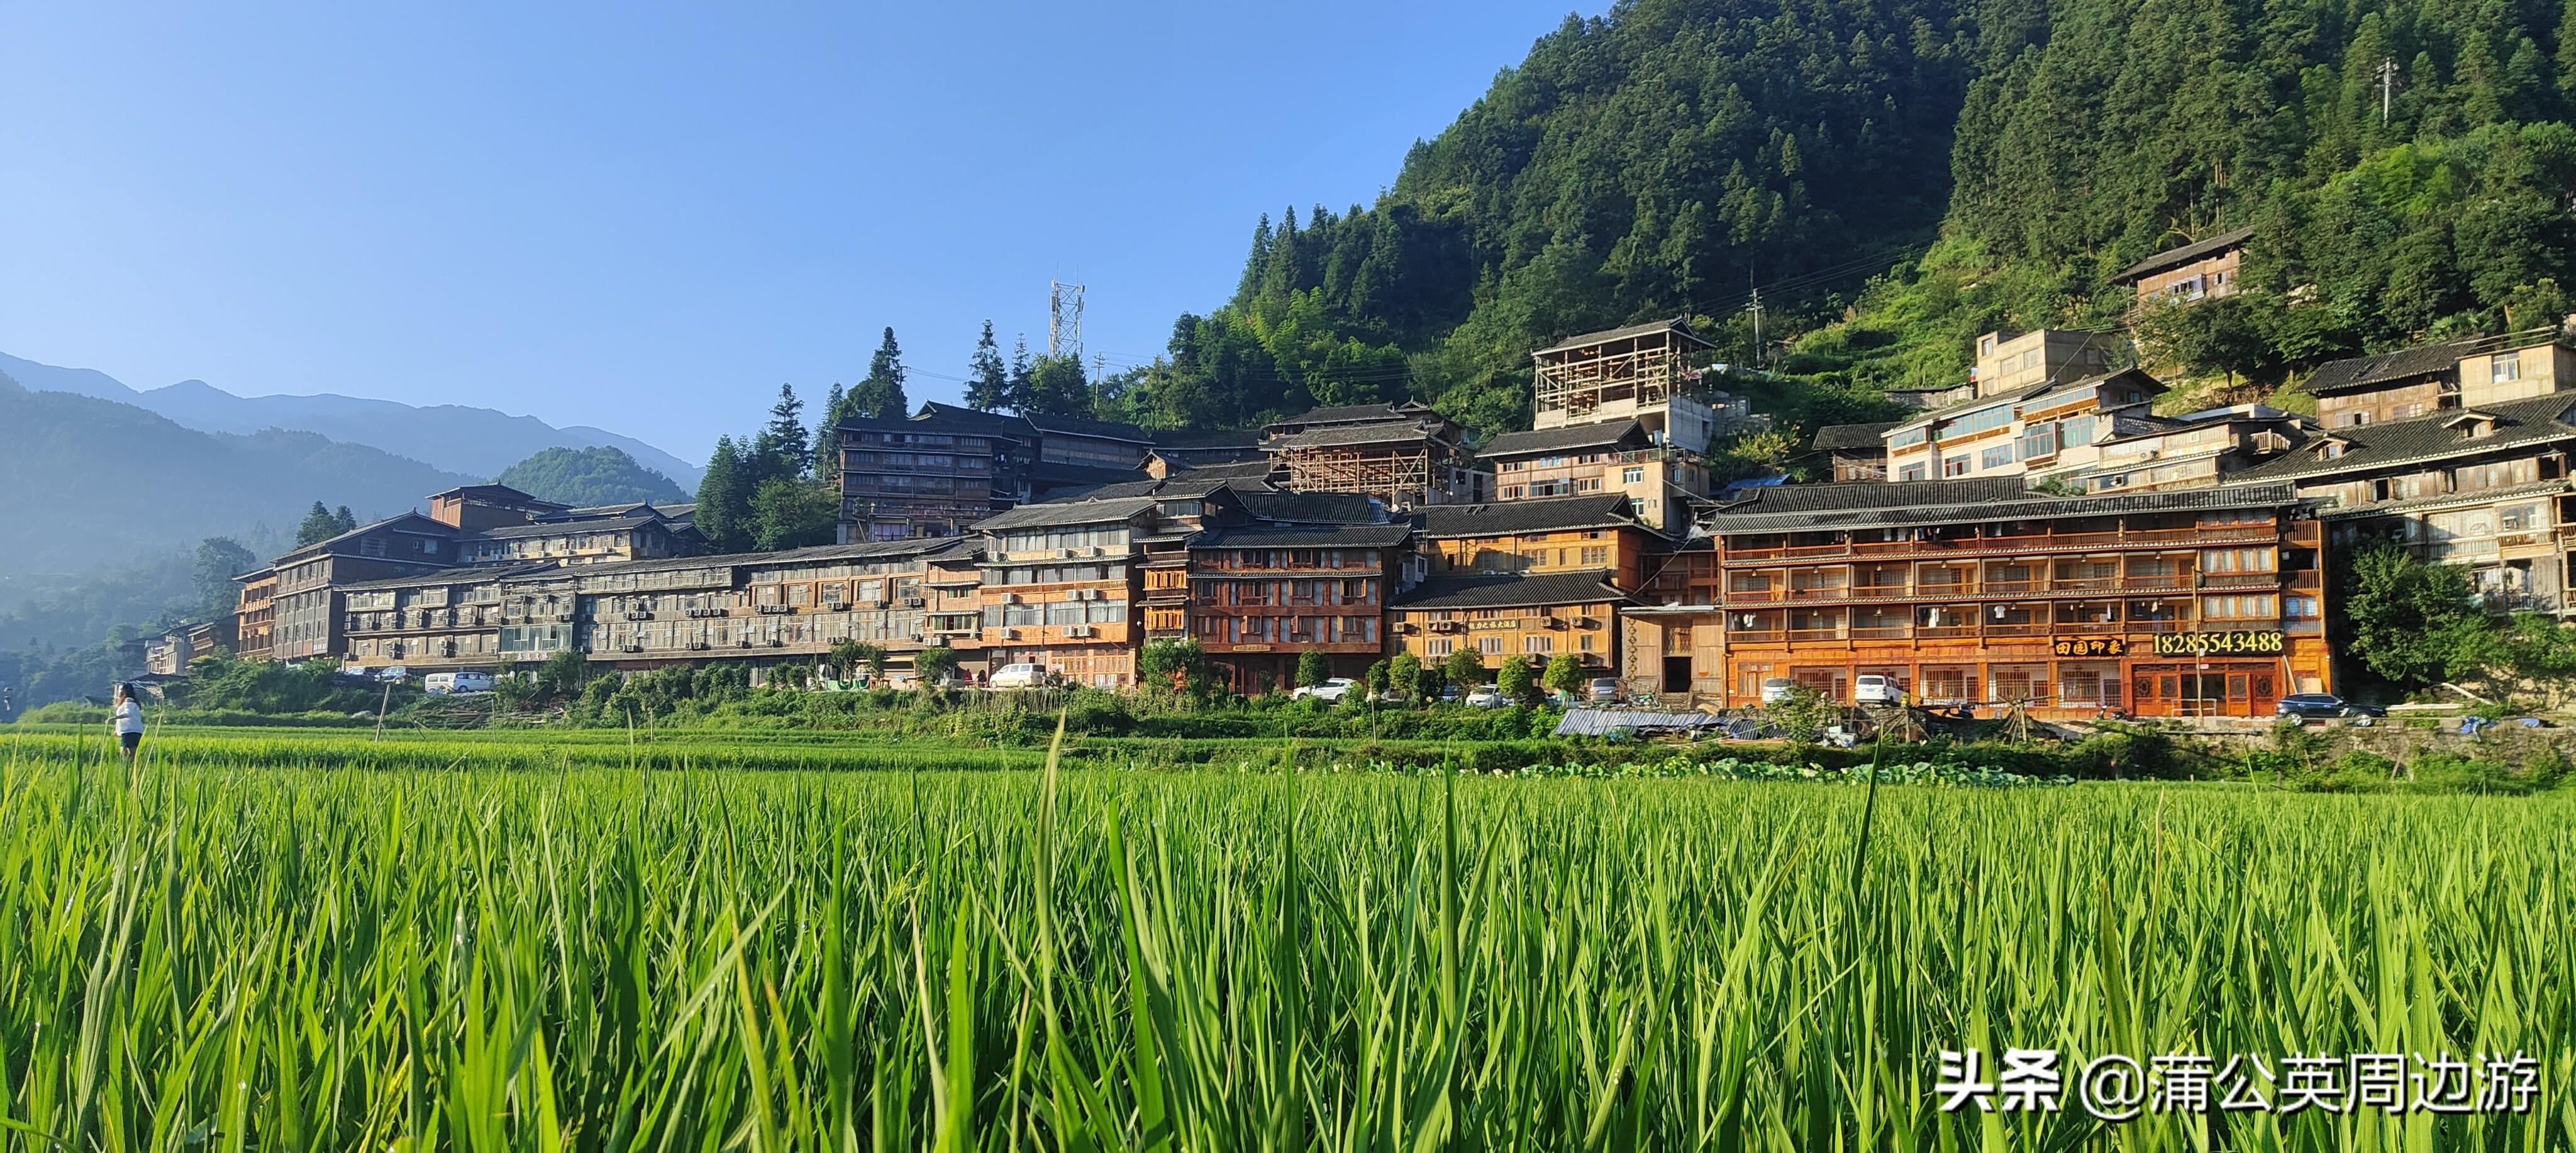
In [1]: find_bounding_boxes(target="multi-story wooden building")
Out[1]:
[2111,226,2253,310]
[1263,403,1483,509]
[2074,404,2306,494]
[970,495,1162,688]
[1390,571,1631,674]
[1884,368,2165,483]
[233,566,278,661]
[340,565,525,670]
[1479,420,1706,532]
[835,414,1007,541]
[1620,478,2331,719]
[1531,319,1732,449]
[1182,522,1412,691]
[267,513,465,661]
[2303,339,2485,429]
[1970,329,2124,397]
[1811,422,1900,482]
[2227,392,2576,612]
[1416,494,1662,590]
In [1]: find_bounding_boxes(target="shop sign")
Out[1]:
[2151,630,2287,656]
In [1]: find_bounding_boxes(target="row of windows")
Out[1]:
[1193,615,1379,644]
[985,604,1131,626]
[997,526,1130,553]
[1422,632,1597,657]
[1191,578,1379,606]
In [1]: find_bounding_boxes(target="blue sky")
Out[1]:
[2,1,1600,465]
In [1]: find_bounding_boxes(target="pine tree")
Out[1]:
[333,506,357,534]
[821,381,850,431]
[752,384,808,480]
[295,502,339,546]
[963,321,1009,410]
[848,327,909,420]
[695,436,750,553]
[1006,335,1034,412]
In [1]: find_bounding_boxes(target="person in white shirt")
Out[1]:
[110,682,146,760]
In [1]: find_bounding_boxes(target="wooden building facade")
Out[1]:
[1182,522,1411,692]
[1620,480,2333,719]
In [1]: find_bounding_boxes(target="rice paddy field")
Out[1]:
[1,725,2571,1150]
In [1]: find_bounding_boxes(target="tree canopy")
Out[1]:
[494,446,688,508]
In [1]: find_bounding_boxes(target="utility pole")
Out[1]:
[1743,289,1765,371]
[2378,57,2399,124]
[1048,280,1085,361]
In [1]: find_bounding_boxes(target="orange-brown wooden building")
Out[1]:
[1416,494,1660,589]
[1620,478,2332,718]
[1181,522,1413,691]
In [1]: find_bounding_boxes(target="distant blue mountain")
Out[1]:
[0,351,702,489]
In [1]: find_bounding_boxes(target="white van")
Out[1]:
[1853,674,1900,705]
[988,663,1047,690]
[423,671,496,695]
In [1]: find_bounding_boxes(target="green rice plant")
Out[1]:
[0,726,2567,1149]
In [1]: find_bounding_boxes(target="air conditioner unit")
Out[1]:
[1065,625,1094,638]
[1089,547,1108,558]
[738,638,754,648]
[691,641,711,651]
[1005,629,1024,640]
[1545,617,1568,630]
[1060,549,1082,559]
[901,597,926,608]
[1004,593,1023,604]
[768,638,785,648]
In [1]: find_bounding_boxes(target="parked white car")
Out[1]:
[1853,674,1900,705]
[1464,686,1511,709]
[988,663,1047,690]
[422,671,495,695]
[1759,676,1796,704]
[1292,677,1358,703]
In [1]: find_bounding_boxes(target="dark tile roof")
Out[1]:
[1479,420,1647,459]
[426,483,557,506]
[1270,420,1451,450]
[337,562,557,592]
[562,536,972,580]
[272,512,461,564]
[1170,459,1277,482]
[1809,421,1902,452]
[2228,393,2576,483]
[1026,412,1151,443]
[908,402,1035,437]
[1392,571,1634,610]
[1704,478,2302,533]
[478,513,668,538]
[1197,523,1414,549]
[2112,226,2255,283]
[1023,460,1148,487]
[2298,339,2482,396]
[1533,317,1711,356]
[1418,494,1640,538]
[1237,490,1380,524]
[1064,475,1238,502]
[839,411,1013,441]
[2321,477,2572,520]
[1146,427,1263,448]
[1274,402,1433,428]
[971,495,1161,532]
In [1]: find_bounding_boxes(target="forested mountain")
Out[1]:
[1092,0,2576,437]
[0,372,472,575]
[0,351,704,488]
[494,446,689,507]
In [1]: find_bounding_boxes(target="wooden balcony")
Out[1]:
[1719,523,2277,565]
[1717,571,2258,605]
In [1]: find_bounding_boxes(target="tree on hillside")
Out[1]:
[819,382,854,432]
[848,328,909,420]
[748,477,839,552]
[964,321,1009,411]
[695,436,752,553]
[750,385,809,481]
[335,506,357,534]
[1019,355,1091,418]
[1006,336,1034,412]
[192,538,257,620]
[294,502,340,546]
[495,446,687,507]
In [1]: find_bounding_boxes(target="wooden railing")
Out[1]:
[1721,523,2279,563]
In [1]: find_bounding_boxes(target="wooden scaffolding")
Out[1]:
[1532,319,1721,428]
